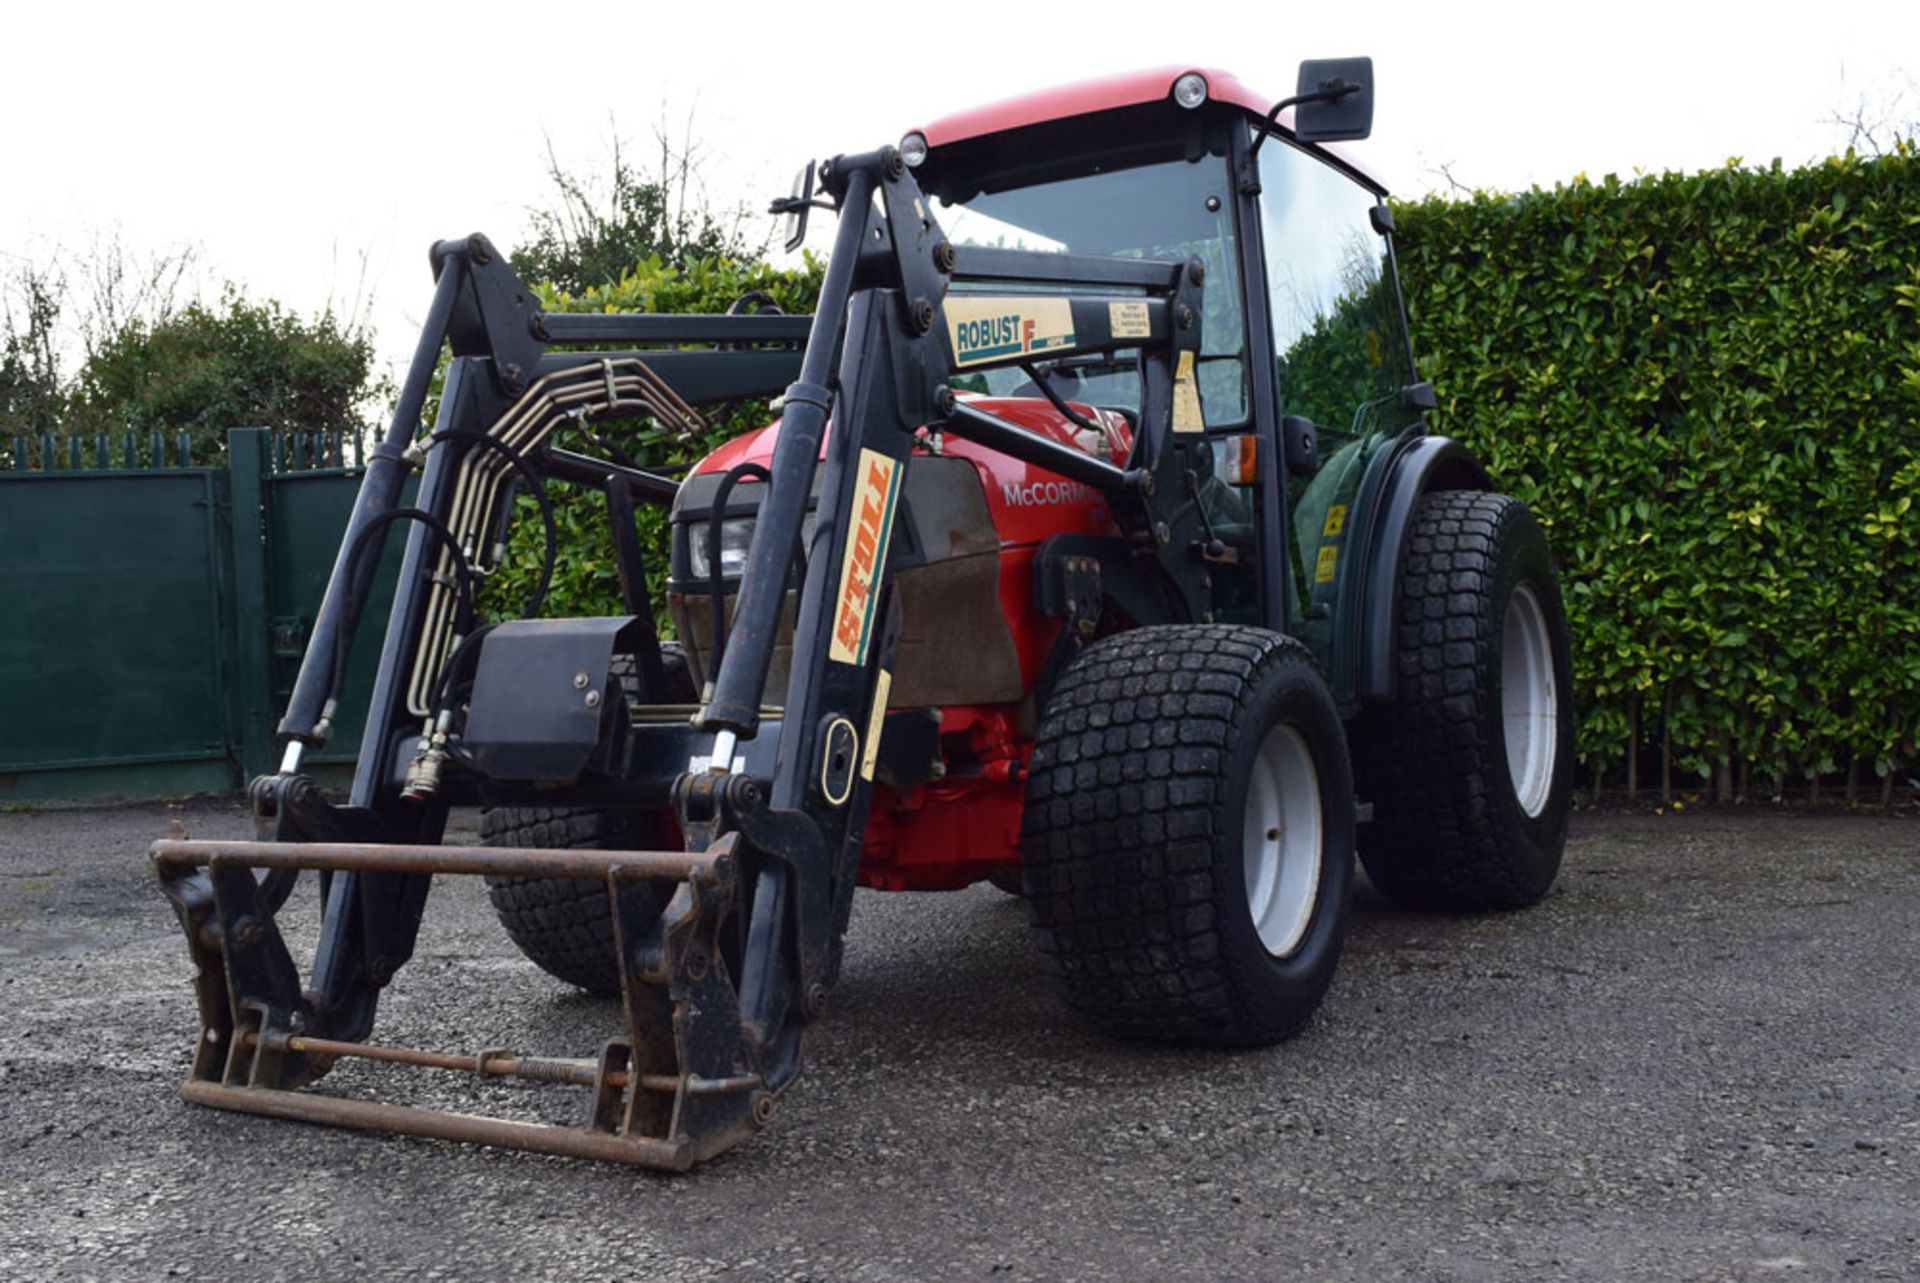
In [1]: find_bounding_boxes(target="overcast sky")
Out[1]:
[5,0,1916,386]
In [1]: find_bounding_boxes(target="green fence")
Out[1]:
[0,428,403,801]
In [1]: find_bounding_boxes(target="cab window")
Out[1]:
[1255,137,1417,660]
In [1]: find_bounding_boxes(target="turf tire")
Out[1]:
[481,644,692,995]
[1021,624,1355,1047]
[1352,491,1574,911]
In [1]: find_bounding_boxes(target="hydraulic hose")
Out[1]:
[706,462,773,680]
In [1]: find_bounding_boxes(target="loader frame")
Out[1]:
[157,144,1247,1167]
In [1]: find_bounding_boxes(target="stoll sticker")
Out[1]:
[945,295,1076,368]
[829,448,903,666]
[1172,349,1205,433]
[1108,300,1151,339]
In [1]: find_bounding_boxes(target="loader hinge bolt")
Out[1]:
[934,241,956,274]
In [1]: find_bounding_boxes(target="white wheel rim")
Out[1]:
[1502,583,1558,818]
[1242,724,1322,958]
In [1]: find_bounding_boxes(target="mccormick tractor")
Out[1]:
[155,60,1574,1169]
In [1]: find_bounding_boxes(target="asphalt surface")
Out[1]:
[0,800,1915,1281]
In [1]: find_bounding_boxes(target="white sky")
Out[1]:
[5,0,1916,387]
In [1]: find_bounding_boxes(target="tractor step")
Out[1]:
[152,830,766,1171]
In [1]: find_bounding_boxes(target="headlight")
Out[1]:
[688,517,757,580]
[898,131,929,168]
[685,510,818,581]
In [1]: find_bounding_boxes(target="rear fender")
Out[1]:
[1355,435,1490,704]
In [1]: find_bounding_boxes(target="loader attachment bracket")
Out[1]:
[672,770,837,1028]
[152,830,773,1170]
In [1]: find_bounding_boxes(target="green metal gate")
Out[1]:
[0,428,404,801]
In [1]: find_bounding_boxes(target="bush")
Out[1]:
[72,287,381,458]
[1392,145,1920,795]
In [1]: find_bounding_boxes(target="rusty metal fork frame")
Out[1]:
[152,832,769,1170]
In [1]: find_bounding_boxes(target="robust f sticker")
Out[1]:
[829,448,903,665]
[945,295,1076,368]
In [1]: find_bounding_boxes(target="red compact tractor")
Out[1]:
[155,60,1574,1168]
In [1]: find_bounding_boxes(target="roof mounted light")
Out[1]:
[1171,72,1209,110]
[899,131,929,168]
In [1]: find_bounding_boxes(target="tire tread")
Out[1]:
[1021,624,1341,1045]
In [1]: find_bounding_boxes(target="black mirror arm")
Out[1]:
[1247,80,1361,158]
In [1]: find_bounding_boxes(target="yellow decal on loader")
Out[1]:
[1315,545,1340,584]
[1108,300,1150,339]
[829,449,902,666]
[1323,504,1347,537]
[945,295,1077,368]
[1172,350,1204,433]
[860,669,893,782]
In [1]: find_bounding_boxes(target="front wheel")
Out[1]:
[1353,490,1574,911]
[481,645,694,994]
[1021,625,1355,1047]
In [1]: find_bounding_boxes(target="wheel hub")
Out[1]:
[1243,724,1322,957]
[1501,584,1558,818]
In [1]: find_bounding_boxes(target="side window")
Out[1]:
[1257,140,1413,437]
[1255,138,1417,661]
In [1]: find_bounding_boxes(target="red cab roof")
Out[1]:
[913,66,1270,147]
[908,65,1385,192]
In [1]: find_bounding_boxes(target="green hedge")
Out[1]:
[1392,146,1920,795]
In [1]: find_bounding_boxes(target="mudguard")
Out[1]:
[1355,434,1490,704]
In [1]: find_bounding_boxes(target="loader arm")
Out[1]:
[157,146,1229,1169]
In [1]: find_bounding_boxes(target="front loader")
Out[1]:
[155,60,1575,1169]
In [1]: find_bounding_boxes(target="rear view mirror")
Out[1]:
[1282,414,1321,476]
[774,161,817,253]
[1293,57,1374,143]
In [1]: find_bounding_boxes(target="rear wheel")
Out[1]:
[1353,491,1574,911]
[482,644,693,994]
[1021,625,1355,1046]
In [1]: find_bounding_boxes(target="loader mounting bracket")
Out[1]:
[153,828,771,1170]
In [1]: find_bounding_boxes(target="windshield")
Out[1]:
[933,152,1248,425]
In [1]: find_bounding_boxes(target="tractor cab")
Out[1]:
[905,65,1431,674]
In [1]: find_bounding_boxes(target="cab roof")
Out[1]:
[909,65,1386,194]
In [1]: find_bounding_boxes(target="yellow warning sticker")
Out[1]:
[860,669,892,781]
[1108,300,1150,339]
[1172,349,1204,433]
[1323,504,1347,537]
[829,449,902,666]
[945,295,1077,368]
[1314,545,1340,584]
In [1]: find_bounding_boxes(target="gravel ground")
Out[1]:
[0,800,1916,1281]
